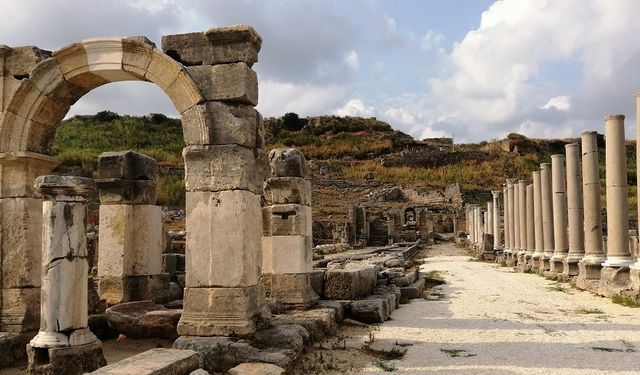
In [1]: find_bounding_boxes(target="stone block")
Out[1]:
[252,323,308,352]
[598,266,631,297]
[268,148,307,177]
[0,287,40,332]
[271,308,337,343]
[97,179,156,205]
[349,299,387,324]
[88,348,201,375]
[98,274,171,307]
[400,278,426,300]
[98,204,163,276]
[181,101,260,147]
[183,145,264,194]
[185,190,261,288]
[263,177,311,205]
[260,273,317,305]
[323,266,377,300]
[0,152,59,197]
[121,36,155,78]
[98,150,158,180]
[204,25,262,66]
[105,301,181,340]
[228,363,285,375]
[165,70,205,114]
[262,235,312,274]
[28,341,106,375]
[144,48,183,91]
[631,267,640,293]
[161,32,212,66]
[178,286,260,336]
[310,270,325,297]
[263,204,312,237]
[187,63,257,105]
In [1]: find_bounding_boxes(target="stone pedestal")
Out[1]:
[540,163,554,273]
[563,143,584,277]
[28,175,105,374]
[261,148,317,306]
[96,151,168,306]
[549,155,568,275]
[27,341,106,375]
[599,115,634,295]
[576,132,606,290]
[0,152,59,333]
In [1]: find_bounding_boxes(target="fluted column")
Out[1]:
[564,143,584,276]
[550,154,569,274]
[531,171,544,270]
[540,163,554,271]
[577,131,606,286]
[492,191,502,250]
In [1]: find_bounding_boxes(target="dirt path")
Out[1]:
[354,242,640,374]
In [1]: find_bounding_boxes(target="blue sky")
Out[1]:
[2,0,640,142]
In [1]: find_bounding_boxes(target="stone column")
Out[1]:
[507,180,516,261]
[563,143,585,276]
[96,151,167,306]
[503,185,509,251]
[511,181,520,266]
[531,171,543,270]
[0,152,59,333]
[486,203,492,236]
[517,180,527,266]
[492,191,501,250]
[28,175,105,374]
[475,206,482,247]
[467,205,475,243]
[600,115,634,295]
[525,183,535,264]
[261,148,317,305]
[174,25,268,337]
[540,163,555,271]
[550,154,569,274]
[577,131,606,288]
[632,94,640,292]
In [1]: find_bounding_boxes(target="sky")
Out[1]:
[2,0,640,142]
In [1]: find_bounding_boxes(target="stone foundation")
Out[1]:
[26,341,106,375]
[597,266,632,297]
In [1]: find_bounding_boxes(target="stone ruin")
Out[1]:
[468,110,640,301]
[0,25,434,375]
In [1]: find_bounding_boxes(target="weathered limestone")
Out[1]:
[577,131,606,289]
[467,205,475,244]
[540,163,554,272]
[503,185,510,253]
[524,183,535,266]
[531,171,543,270]
[506,180,516,263]
[28,175,106,374]
[599,115,634,296]
[563,143,585,276]
[88,348,202,375]
[632,93,640,294]
[549,155,568,275]
[96,151,167,306]
[261,148,317,305]
[0,152,59,333]
[491,191,501,251]
[516,180,527,267]
[513,182,520,262]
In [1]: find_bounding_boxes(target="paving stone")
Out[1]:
[88,348,200,375]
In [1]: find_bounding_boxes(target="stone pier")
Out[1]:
[531,171,543,271]
[563,143,585,277]
[549,155,568,275]
[599,115,634,296]
[96,151,167,306]
[516,180,527,268]
[492,190,502,251]
[576,131,606,290]
[540,163,554,272]
[261,148,317,305]
[27,175,106,375]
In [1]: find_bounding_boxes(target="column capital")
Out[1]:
[34,175,95,198]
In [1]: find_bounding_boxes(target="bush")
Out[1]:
[156,175,185,207]
[282,112,305,131]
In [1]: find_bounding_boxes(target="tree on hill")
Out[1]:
[282,112,305,131]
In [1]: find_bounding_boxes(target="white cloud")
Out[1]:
[257,80,347,117]
[541,95,571,111]
[335,99,373,117]
[344,50,359,71]
[421,30,445,51]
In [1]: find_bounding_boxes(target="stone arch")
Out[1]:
[0,36,206,153]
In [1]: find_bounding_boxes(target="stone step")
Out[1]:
[88,348,200,375]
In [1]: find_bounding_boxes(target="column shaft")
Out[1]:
[580,131,605,263]
[532,171,544,259]
[566,143,585,263]
[541,163,555,263]
[492,191,501,249]
[526,184,535,255]
[550,154,568,274]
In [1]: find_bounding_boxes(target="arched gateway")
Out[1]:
[0,25,267,338]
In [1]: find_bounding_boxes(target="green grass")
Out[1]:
[156,175,186,207]
[611,294,640,308]
[574,307,605,315]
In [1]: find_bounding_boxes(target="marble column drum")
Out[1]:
[599,115,634,296]
[550,155,569,275]
[576,131,606,289]
[540,163,555,272]
[531,171,544,270]
[563,143,585,276]
[27,175,105,373]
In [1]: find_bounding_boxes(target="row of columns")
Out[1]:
[482,111,640,297]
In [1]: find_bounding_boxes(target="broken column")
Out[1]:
[96,151,167,305]
[577,131,606,289]
[492,190,501,251]
[261,147,317,305]
[516,180,527,267]
[599,115,634,296]
[531,170,544,270]
[0,152,59,333]
[563,143,585,276]
[28,175,106,374]
[540,163,555,272]
[166,25,268,336]
[550,154,569,275]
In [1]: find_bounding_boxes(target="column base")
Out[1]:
[630,266,640,293]
[30,327,99,348]
[549,255,567,275]
[177,285,270,337]
[575,260,603,291]
[494,250,505,264]
[562,257,582,277]
[260,273,319,306]
[479,251,496,261]
[98,274,171,306]
[602,256,635,267]
[27,340,106,375]
[539,253,553,273]
[597,266,631,297]
[530,254,541,271]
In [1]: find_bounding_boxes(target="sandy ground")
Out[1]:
[353,242,640,374]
